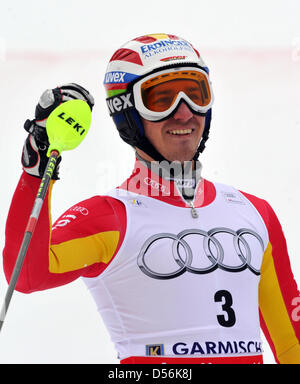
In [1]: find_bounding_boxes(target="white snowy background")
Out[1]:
[0,0,299,364]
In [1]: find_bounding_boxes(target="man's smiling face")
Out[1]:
[138,101,206,163]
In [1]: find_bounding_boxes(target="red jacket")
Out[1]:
[3,162,300,363]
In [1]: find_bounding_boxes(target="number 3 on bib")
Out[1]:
[214,290,236,327]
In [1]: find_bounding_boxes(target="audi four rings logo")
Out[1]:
[137,228,264,279]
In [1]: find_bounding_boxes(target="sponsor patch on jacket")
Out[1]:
[146,344,165,356]
[130,199,147,208]
[222,192,245,205]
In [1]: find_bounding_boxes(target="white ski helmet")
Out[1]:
[104,33,214,161]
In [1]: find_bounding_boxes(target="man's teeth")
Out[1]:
[169,129,192,135]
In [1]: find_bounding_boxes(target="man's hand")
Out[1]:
[21,83,94,179]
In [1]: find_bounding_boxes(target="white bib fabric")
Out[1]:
[83,182,269,360]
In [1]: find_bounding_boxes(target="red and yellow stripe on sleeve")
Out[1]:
[3,172,127,293]
[48,194,127,281]
[241,191,300,364]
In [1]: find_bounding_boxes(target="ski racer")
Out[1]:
[3,33,300,364]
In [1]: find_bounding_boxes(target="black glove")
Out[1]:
[21,83,94,179]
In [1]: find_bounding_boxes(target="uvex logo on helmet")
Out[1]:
[106,93,134,115]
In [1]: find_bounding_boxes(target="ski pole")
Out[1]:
[0,150,59,331]
[0,99,92,332]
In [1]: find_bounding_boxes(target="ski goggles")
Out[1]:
[132,67,214,121]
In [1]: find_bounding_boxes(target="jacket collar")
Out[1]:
[118,157,216,208]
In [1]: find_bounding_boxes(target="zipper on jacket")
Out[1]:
[188,201,198,219]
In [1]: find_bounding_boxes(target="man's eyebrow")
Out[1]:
[187,86,201,91]
[148,89,173,97]
[150,85,201,94]
[147,84,201,99]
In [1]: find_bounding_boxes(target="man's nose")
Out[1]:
[173,101,194,122]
